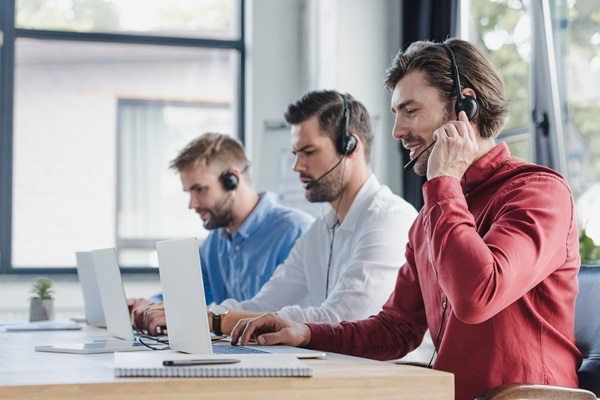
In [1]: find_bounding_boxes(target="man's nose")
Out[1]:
[393,113,412,140]
[189,194,200,209]
[293,154,304,172]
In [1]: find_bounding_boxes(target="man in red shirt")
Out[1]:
[230,38,582,400]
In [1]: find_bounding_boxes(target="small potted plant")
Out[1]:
[29,277,55,322]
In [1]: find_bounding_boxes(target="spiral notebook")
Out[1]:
[114,352,313,377]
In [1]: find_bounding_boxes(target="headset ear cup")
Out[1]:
[220,171,239,191]
[343,133,357,155]
[458,95,479,121]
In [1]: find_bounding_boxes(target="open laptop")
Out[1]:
[156,237,325,359]
[75,251,106,328]
[35,248,160,354]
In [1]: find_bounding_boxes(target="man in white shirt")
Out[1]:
[139,90,432,361]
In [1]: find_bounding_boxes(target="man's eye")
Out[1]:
[406,109,416,117]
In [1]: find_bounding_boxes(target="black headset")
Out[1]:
[336,94,358,155]
[219,169,239,191]
[219,161,251,191]
[439,43,478,121]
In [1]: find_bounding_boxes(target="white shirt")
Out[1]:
[221,174,417,323]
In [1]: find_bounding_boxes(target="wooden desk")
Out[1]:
[0,326,453,400]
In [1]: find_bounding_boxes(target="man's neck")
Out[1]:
[471,137,497,166]
[225,189,260,235]
[329,168,371,224]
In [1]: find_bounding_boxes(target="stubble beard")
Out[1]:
[305,166,344,203]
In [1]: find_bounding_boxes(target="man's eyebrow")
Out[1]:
[391,99,417,113]
[187,183,204,192]
[292,144,315,154]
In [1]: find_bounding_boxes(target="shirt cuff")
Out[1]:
[422,176,464,209]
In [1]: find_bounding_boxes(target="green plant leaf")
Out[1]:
[30,277,54,300]
[580,229,600,265]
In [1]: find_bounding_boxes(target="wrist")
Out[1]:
[209,304,229,336]
[300,323,312,347]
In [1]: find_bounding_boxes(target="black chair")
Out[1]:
[476,265,600,399]
[574,265,600,396]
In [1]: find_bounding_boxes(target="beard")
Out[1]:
[412,140,433,176]
[305,161,345,203]
[200,193,234,230]
[411,108,452,177]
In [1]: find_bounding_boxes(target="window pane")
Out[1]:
[465,0,532,134]
[12,38,236,268]
[552,0,600,249]
[15,0,238,40]
[504,130,533,161]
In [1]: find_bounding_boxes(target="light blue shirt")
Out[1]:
[200,192,313,304]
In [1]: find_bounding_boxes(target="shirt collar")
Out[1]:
[326,174,378,232]
[462,142,510,194]
[220,192,273,240]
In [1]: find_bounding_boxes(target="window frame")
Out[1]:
[0,0,246,274]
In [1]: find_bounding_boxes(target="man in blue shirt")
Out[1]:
[129,132,314,329]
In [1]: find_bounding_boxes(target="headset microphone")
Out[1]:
[305,156,345,190]
[403,141,436,172]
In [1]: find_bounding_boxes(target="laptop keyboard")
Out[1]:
[212,344,270,354]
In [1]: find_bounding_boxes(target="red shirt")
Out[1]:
[307,143,581,400]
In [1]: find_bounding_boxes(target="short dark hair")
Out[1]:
[169,132,248,176]
[384,38,509,139]
[284,90,374,162]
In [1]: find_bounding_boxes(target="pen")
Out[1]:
[162,358,240,366]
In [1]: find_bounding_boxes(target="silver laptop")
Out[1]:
[35,248,158,354]
[90,248,140,341]
[156,237,325,358]
[75,251,106,328]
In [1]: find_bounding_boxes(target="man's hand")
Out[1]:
[131,301,167,335]
[127,297,149,315]
[427,111,479,181]
[230,313,311,347]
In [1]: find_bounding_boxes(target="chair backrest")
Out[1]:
[575,265,600,396]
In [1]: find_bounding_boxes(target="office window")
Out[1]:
[1,0,244,271]
[551,0,600,250]
[16,0,237,39]
[464,0,532,161]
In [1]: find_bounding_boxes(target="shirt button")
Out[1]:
[235,245,240,251]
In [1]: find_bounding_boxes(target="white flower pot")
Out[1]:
[29,299,55,322]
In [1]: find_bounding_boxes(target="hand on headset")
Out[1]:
[426,111,479,181]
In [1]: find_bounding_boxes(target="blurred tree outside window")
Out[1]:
[554,0,600,263]
[466,0,532,161]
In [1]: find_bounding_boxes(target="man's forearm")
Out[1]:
[208,309,269,335]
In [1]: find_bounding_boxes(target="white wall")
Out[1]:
[246,0,404,195]
[245,0,305,187]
